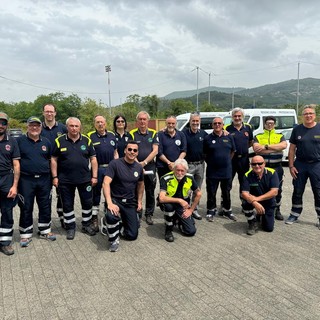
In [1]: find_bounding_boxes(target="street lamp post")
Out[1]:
[105,65,112,114]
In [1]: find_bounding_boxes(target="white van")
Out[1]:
[176,112,228,133]
[223,108,297,136]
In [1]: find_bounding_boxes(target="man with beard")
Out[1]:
[102,141,144,252]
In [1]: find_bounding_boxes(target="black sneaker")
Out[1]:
[66,229,75,240]
[275,208,284,221]
[146,215,154,225]
[82,224,97,236]
[219,211,237,221]
[165,229,174,242]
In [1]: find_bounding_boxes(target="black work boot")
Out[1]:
[165,227,174,242]
[247,221,258,236]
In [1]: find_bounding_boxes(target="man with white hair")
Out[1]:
[158,159,201,242]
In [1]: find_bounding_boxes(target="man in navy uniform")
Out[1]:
[241,155,279,235]
[51,117,98,240]
[130,111,158,225]
[102,141,144,252]
[0,112,20,255]
[183,112,207,220]
[286,105,320,226]
[204,117,236,222]
[17,116,56,247]
[88,115,118,232]
[158,159,201,242]
[41,103,67,228]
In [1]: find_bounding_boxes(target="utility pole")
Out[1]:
[196,66,199,111]
[208,72,211,105]
[296,61,300,115]
[105,65,112,114]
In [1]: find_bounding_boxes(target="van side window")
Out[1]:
[249,116,260,130]
[201,118,214,131]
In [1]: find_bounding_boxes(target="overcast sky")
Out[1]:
[1,0,320,106]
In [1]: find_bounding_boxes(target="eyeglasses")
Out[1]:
[303,112,315,116]
[0,120,8,126]
[251,162,264,166]
[233,115,242,118]
[213,122,222,125]
[116,120,125,123]
[127,148,138,152]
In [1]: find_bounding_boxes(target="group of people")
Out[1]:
[0,104,319,255]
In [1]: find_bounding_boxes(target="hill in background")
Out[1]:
[162,77,320,109]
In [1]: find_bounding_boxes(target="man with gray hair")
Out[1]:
[158,159,201,242]
[51,117,98,240]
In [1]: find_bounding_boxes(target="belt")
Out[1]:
[235,154,248,158]
[99,164,109,168]
[306,159,320,164]
[188,160,204,165]
[21,173,49,178]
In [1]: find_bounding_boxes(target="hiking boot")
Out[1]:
[82,224,97,236]
[285,215,298,225]
[192,210,202,220]
[146,215,154,225]
[165,229,174,242]
[275,208,284,221]
[247,222,258,236]
[0,245,14,256]
[91,216,99,232]
[109,240,119,252]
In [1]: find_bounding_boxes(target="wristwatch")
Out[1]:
[265,144,269,150]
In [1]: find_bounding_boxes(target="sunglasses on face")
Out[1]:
[127,148,138,152]
[116,120,125,123]
[0,121,8,126]
[213,122,222,125]
[251,162,264,166]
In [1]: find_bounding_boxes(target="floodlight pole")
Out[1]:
[105,65,112,114]
[196,66,199,111]
[296,61,300,115]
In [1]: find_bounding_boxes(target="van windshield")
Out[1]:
[176,119,187,130]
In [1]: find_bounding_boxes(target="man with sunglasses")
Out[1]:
[241,156,279,235]
[102,141,144,252]
[253,116,287,221]
[204,117,236,222]
[0,112,20,255]
[286,105,320,226]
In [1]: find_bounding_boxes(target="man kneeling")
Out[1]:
[102,141,144,252]
[159,159,201,242]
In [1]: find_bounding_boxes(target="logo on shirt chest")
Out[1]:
[81,145,87,151]
[175,140,181,146]
[148,137,153,143]
[134,171,139,177]
[5,144,11,151]
[110,140,115,146]
[42,145,47,152]
[244,132,249,137]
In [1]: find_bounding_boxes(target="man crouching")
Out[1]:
[102,141,144,252]
[159,159,201,242]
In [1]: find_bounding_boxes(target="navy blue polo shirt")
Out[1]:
[105,158,143,199]
[41,121,67,146]
[156,130,187,168]
[0,134,20,175]
[241,168,279,207]
[115,131,131,158]
[204,132,236,179]
[52,134,96,184]
[130,128,158,168]
[87,130,117,165]
[290,123,320,162]
[225,123,253,155]
[182,128,208,162]
[17,134,51,175]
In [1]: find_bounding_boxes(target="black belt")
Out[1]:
[188,160,204,165]
[235,154,248,158]
[99,164,109,168]
[21,173,49,178]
